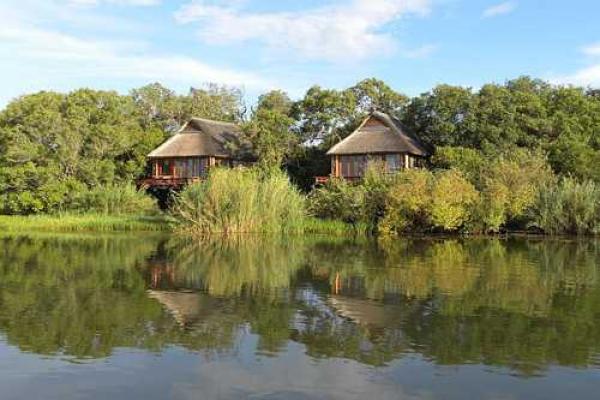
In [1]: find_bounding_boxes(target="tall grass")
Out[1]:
[67,184,158,215]
[530,178,600,235]
[173,167,306,234]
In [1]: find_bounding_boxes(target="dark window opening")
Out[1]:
[161,161,170,175]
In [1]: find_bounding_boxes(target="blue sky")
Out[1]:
[1,0,599,107]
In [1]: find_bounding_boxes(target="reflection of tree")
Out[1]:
[0,234,599,376]
[0,235,167,358]
[301,237,600,374]
[0,235,243,358]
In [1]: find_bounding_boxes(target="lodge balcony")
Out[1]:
[138,176,204,189]
[315,176,362,185]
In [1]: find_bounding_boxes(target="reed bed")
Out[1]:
[174,167,306,235]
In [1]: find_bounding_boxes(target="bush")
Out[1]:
[480,151,553,225]
[431,146,486,183]
[379,169,433,234]
[434,148,554,233]
[174,167,306,234]
[430,169,479,231]
[361,162,394,232]
[308,178,364,225]
[67,184,158,215]
[308,162,394,232]
[530,178,600,235]
[380,169,478,234]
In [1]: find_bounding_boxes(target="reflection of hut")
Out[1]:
[147,290,217,327]
[328,296,390,327]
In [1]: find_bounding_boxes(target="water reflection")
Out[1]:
[0,234,599,377]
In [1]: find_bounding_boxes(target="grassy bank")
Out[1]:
[0,214,173,233]
[0,214,362,236]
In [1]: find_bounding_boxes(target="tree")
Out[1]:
[188,83,245,123]
[0,89,163,214]
[350,78,408,115]
[131,83,185,132]
[401,84,475,148]
[292,85,357,146]
[256,90,293,116]
[243,108,296,170]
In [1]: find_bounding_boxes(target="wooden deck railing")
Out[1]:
[314,176,363,185]
[138,176,204,189]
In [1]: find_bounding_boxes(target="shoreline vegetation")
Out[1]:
[0,213,362,235]
[0,214,173,233]
[1,77,600,236]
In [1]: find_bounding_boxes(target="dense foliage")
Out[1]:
[0,84,243,214]
[1,76,600,235]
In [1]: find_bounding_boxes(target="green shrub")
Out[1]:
[481,151,553,225]
[430,169,479,231]
[308,162,394,232]
[379,169,433,234]
[308,178,364,225]
[530,178,600,235]
[380,169,478,234]
[174,167,306,234]
[431,146,486,183]
[361,162,394,232]
[67,184,158,215]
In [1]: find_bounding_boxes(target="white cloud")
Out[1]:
[555,65,600,87]
[174,0,432,62]
[0,18,270,95]
[581,42,600,57]
[553,43,600,87]
[482,1,517,18]
[67,0,160,6]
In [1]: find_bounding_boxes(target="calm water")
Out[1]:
[0,234,599,400]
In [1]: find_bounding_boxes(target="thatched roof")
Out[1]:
[326,112,429,156]
[148,118,242,159]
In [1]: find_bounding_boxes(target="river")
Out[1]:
[0,234,598,399]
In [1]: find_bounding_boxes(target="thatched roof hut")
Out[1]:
[327,111,429,157]
[142,117,249,189]
[322,112,429,181]
[148,118,243,159]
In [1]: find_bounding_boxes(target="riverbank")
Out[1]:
[0,214,174,233]
[0,214,364,235]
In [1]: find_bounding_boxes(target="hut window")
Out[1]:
[160,161,171,175]
[385,154,402,172]
[340,155,367,178]
[199,158,208,176]
[174,159,199,178]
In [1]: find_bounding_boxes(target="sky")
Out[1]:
[0,0,599,107]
